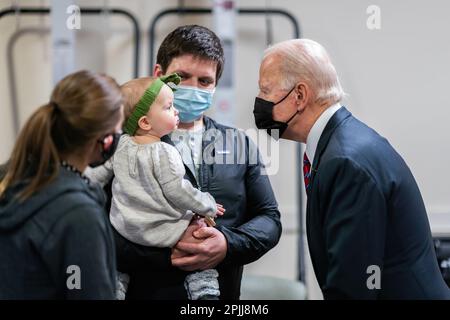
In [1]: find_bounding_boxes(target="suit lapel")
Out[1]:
[306,107,352,277]
[309,107,352,186]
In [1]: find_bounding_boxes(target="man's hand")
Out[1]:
[171,218,204,260]
[171,226,227,271]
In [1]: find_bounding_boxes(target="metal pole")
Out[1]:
[0,6,141,78]
[148,7,300,73]
[0,6,141,136]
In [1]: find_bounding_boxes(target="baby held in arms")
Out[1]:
[85,73,225,300]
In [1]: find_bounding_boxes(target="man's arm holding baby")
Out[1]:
[171,220,228,271]
[113,216,226,273]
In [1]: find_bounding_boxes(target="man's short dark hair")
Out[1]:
[156,25,224,82]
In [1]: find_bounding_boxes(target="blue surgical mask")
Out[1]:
[173,85,215,123]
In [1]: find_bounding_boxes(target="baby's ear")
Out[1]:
[138,115,151,131]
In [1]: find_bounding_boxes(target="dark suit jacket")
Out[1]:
[306,107,450,299]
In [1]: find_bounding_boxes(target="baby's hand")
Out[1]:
[191,215,207,228]
[216,204,226,217]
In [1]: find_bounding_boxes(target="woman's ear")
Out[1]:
[138,115,152,131]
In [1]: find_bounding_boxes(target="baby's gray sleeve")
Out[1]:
[152,144,216,217]
[84,159,114,187]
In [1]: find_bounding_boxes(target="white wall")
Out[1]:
[1,0,450,300]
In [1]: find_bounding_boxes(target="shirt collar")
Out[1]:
[305,102,342,165]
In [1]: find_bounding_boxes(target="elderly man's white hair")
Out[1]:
[264,39,344,105]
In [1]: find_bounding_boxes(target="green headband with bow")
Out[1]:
[124,73,181,135]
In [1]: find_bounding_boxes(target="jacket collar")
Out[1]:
[311,106,352,173]
[161,116,217,187]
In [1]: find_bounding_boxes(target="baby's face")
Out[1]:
[148,84,179,137]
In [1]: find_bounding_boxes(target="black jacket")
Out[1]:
[0,168,117,299]
[307,107,450,299]
[113,116,282,299]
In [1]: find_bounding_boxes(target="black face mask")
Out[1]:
[89,132,121,167]
[253,87,299,140]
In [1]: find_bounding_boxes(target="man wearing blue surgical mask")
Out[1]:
[154,41,218,185]
[109,25,282,300]
[171,82,215,123]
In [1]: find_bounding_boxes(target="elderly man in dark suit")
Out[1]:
[253,38,450,299]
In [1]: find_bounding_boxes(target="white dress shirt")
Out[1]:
[305,103,342,170]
